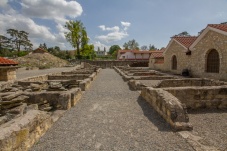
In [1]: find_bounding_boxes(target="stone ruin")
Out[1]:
[0,63,101,151]
[114,66,227,131]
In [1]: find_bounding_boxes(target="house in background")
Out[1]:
[118,50,161,61]
[149,50,164,70]
[162,36,197,74]
[95,49,107,57]
[151,23,227,81]
[0,57,18,81]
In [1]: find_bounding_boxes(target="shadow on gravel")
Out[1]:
[137,96,172,132]
[188,108,227,114]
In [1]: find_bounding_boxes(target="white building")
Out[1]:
[117,50,159,60]
[96,49,107,57]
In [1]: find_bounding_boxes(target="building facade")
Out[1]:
[152,24,227,81]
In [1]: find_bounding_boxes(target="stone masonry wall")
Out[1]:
[190,30,227,81]
[162,41,191,74]
[164,86,227,109]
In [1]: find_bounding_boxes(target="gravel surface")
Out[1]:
[16,67,76,80]
[188,109,227,151]
[31,69,193,151]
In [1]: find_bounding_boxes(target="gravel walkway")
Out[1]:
[31,69,193,151]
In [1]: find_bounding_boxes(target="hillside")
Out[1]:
[14,52,69,68]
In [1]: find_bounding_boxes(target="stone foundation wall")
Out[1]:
[164,86,227,109]
[0,110,53,151]
[141,87,192,131]
[155,79,226,88]
[81,60,149,68]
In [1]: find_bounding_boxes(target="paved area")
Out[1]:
[16,67,76,80]
[31,69,193,151]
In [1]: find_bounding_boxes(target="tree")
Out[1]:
[0,35,11,49]
[6,29,33,53]
[141,45,148,50]
[65,20,88,56]
[175,31,190,37]
[109,45,121,55]
[123,39,139,50]
[149,44,157,51]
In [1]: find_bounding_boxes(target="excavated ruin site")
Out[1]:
[115,66,227,150]
[0,64,226,150]
[0,63,101,150]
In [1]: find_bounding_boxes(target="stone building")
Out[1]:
[148,51,164,70]
[0,57,18,81]
[151,24,227,81]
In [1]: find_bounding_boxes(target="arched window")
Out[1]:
[206,49,219,73]
[172,55,177,70]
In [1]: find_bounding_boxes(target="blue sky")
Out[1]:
[0,0,227,51]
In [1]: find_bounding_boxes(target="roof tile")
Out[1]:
[0,57,18,65]
[173,36,197,48]
[208,24,227,32]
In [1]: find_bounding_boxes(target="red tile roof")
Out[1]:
[151,51,164,58]
[173,36,198,48]
[0,57,18,66]
[119,50,160,54]
[208,24,227,32]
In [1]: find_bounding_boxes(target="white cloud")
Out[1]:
[121,21,131,30]
[0,0,84,50]
[21,0,83,24]
[93,41,110,51]
[98,25,120,32]
[96,22,131,43]
[0,0,8,8]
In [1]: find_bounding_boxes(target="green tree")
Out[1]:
[149,44,157,51]
[109,45,121,55]
[123,39,139,50]
[0,35,11,49]
[65,20,88,56]
[175,31,190,37]
[6,29,33,53]
[141,45,148,50]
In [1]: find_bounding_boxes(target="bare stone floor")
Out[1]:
[31,69,193,151]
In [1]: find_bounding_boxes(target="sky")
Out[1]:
[0,0,227,51]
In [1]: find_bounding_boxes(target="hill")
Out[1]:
[14,52,69,68]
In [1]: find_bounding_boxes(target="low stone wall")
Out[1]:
[81,60,149,68]
[48,74,90,81]
[141,87,192,131]
[164,86,227,109]
[155,78,226,88]
[0,110,53,151]
[26,88,81,110]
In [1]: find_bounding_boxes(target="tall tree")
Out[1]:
[149,44,157,51]
[109,45,121,55]
[141,45,148,50]
[0,35,11,49]
[7,29,33,53]
[175,31,190,37]
[65,20,88,56]
[123,39,139,50]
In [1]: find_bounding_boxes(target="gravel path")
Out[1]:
[16,67,76,80]
[188,109,227,151]
[31,69,193,151]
